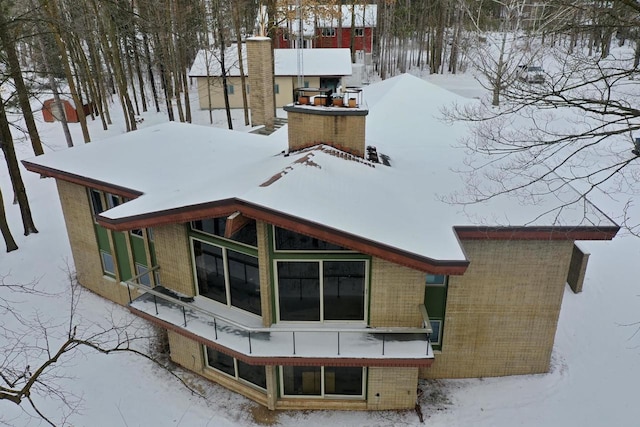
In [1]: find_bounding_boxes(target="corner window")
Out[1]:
[205,346,266,390]
[192,239,261,316]
[281,366,364,398]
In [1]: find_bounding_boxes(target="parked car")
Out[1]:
[518,65,545,84]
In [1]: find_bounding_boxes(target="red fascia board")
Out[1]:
[96,198,469,275]
[130,306,434,368]
[21,160,143,200]
[454,226,619,241]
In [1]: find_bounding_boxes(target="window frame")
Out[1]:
[272,226,354,253]
[279,366,366,399]
[227,84,235,95]
[190,236,261,318]
[204,346,267,391]
[354,28,365,37]
[425,274,448,349]
[321,27,336,37]
[100,250,116,276]
[274,258,368,324]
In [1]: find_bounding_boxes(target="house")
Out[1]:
[189,45,352,110]
[23,37,618,411]
[42,97,94,123]
[266,3,376,53]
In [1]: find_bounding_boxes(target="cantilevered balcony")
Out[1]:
[125,279,434,367]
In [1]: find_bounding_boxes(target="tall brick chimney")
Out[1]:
[246,37,276,130]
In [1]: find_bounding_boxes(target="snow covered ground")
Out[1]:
[1,74,639,426]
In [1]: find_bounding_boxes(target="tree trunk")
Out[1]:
[233,1,250,125]
[0,6,45,156]
[0,95,38,236]
[0,186,18,252]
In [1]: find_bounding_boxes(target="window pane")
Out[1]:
[106,193,120,209]
[277,262,320,321]
[90,190,104,214]
[101,251,115,275]
[282,366,321,395]
[230,220,257,247]
[429,320,441,344]
[237,360,266,389]
[323,261,365,321]
[206,347,235,376]
[274,227,348,251]
[324,367,363,396]
[426,274,446,285]
[136,264,151,286]
[228,250,261,316]
[193,241,227,304]
[192,218,225,236]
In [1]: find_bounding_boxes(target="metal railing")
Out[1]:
[124,271,433,360]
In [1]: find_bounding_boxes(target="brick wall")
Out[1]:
[366,367,418,410]
[153,223,195,296]
[56,180,136,305]
[246,37,275,129]
[256,221,274,326]
[422,239,573,378]
[286,110,366,157]
[369,257,424,327]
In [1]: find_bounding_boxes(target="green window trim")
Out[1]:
[425,275,448,349]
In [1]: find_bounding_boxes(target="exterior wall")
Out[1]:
[56,180,135,305]
[275,76,295,107]
[247,38,276,129]
[196,76,246,110]
[286,109,366,156]
[315,27,374,53]
[369,257,424,327]
[153,223,195,296]
[366,367,418,410]
[567,243,589,294]
[422,239,574,379]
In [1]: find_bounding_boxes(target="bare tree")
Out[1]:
[0,272,202,426]
[444,1,640,233]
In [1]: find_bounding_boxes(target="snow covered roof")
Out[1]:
[258,4,377,36]
[189,46,352,77]
[23,74,618,273]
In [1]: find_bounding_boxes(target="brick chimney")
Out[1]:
[246,37,276,130]
[283,97,368,157]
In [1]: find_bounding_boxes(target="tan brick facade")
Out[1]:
[422,239,573,379]
[56,180,137,305]
[366,367,418,410]
[256,220,274,326]
[286,110,366,157]
[369,257,425,327]
[153,223,195,296]
[246,37,275,129]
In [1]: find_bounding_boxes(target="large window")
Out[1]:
[276,260,365,322]
[281,366,364,398]
[192,239,261,316]
[424,274,448,348]
[205,346,266,390]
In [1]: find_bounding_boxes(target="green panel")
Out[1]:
[130,234,148,266]
[112,232,132,280]
[424,286,447,319]
[94,225,110,251]
[149,240,157,266]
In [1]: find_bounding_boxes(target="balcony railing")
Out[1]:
[124,271,434,362]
